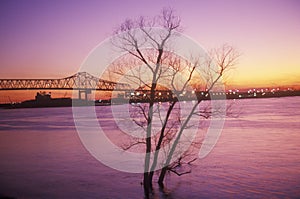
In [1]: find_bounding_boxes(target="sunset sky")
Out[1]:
[0,0,300,102]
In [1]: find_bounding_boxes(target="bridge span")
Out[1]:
[0,72,131,100]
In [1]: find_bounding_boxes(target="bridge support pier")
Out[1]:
[78,89,91,101]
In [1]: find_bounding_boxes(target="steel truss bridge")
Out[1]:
[0,72,131,100]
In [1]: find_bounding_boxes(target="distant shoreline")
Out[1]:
[1,90,300,109]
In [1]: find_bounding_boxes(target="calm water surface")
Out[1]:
[0,97,300,198]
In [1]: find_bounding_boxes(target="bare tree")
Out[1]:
[107,8,239,198]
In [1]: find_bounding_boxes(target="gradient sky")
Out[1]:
[0,0,300,89]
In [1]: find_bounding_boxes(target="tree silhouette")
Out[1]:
[107,8,239,198]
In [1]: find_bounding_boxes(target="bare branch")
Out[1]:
[122,140,146,151]
[168,169,191,176]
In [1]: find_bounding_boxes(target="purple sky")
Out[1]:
[0,0,300,87]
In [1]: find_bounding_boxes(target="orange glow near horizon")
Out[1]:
[0,90,114,104]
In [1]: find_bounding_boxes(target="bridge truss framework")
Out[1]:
[0,72,131,100]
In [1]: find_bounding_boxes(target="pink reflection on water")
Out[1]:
[0,97,299,198]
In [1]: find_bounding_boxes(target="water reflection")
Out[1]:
[0,97,300,198]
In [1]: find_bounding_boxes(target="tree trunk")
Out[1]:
[149,170,154,185]
[149,101,176,184]
[158,167,168,188]
[143,78,158,197]
[143,172,150,198]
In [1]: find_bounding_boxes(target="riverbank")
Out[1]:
[1,90,300,109]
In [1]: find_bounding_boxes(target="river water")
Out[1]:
[0,97,300,198]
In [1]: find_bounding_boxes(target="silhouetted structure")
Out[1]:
[0,72,130,100]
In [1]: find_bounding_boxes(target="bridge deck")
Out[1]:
[0,72,131,91]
